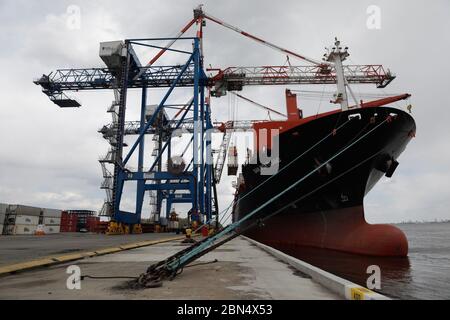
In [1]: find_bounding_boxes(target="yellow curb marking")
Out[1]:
[52,253,85,263]
[0,258,56,274]
[0,235,185,276]
[94,247,123,255]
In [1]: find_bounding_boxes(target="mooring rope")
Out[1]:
[166,116,390,271]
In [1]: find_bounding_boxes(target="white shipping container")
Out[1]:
[6,224,37,235]
[42,208,62,218]
[9,205,41,217]
[44,225,60,234]
[9,215,39,226]
[168,221,179,230]
[160,217,168,226]
[0,203,8,214]
[43,217,61,225]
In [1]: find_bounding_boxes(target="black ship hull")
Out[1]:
[232,106,416,256]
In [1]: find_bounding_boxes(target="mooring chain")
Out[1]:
[136,269,166,288]
[134,245,199,288]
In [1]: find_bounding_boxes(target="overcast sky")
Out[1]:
[0,0,449,223]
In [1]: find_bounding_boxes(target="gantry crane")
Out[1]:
[34,5,399,234]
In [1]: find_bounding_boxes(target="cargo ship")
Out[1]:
[232,42,416,257]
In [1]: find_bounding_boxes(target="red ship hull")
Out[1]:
[245,205,408,256]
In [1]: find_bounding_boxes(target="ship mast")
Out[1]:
[324,38,350,111]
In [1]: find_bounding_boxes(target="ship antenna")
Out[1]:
[324,37,350,111]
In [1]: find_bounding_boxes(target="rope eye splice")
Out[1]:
[135,270,166,289]
[133,258,221,289]
[133,257,180,289]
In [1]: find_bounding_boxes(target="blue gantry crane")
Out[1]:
[35,36,216,233]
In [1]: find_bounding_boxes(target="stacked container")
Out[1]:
[5,205,41,235]
[168,220,180,232]
[65,210,95,232]
[86,216,100,233]
[60,211,77,232]
[0,203,8,235]
[141,223,155,233]
[227,145,239,176]
[96,221,110,234]
[42,208,62,234]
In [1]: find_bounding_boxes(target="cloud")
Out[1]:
[366,170,450,223]
[0,0,449,223]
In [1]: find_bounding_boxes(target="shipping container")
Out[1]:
[60,224,77,232]
[0,224,4,235]
[95,221,109,234]
[0,203,8,214]
[60,212,77,232]
[43,217,61,225]
[6,224,37,235]
[141,223,155,233]
[7,215,39,226]
[61,212,77,223]
[60,220,77,226]
[8,205,42,217]
[86,216,99,233]
[160,217,168,226]
[0,212,6,225]
[179,218,189,228]
[42,208,62,218]
[44,225,60,234]
[227,146,239,176]
[65,210,95,216]
[168,221,179,230]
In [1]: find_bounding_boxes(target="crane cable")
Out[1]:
[133,17,198,80]
[201,11,331,67]
[230,91,287,118]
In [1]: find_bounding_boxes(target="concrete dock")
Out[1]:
[0,236,339,300]
[0,233,179,267]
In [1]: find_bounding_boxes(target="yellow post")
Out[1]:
[133,224,143,234]
[106,221,128,235]
[182,228,195,244]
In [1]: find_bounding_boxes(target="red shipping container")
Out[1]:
[95,221,109,234]
[60,211,78,232]
[86,216,99,233]
[201,225,209,237]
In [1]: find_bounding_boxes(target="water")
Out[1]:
[274,222,450,300]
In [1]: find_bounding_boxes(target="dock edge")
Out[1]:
[242,236,390,300]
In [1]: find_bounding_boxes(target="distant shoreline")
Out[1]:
[394,220,450,225]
